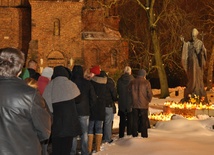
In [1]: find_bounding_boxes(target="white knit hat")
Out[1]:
[42,67,53,78]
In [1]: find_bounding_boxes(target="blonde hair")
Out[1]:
[25,77,38,89]
[124,66,131,75]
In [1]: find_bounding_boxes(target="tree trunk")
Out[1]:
[145,0,169,98]
[206,44,214,90]
[151,30,169,98]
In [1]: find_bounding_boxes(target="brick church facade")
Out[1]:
[0,0,128,74]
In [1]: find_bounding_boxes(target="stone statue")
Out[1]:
[180,28,208,103]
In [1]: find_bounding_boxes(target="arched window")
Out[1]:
[47,51,66,67]
[53,18,60,36]
[110,49,117,67]
[91,48,100,64]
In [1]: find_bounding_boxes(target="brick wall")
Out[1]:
[83,39,129,72]
[0,0,30,6]
[30,1,83,69]
[30,1,128,72]
[0,0,129,74]
[0,7,31,57]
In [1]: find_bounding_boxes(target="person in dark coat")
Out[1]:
[27,59,41,81]
[117,66,134,138]
[102,71,118,143]
[43,66,81,155]
[70,65,97,155]
[0,47,51,155]
[88,66,107,153]
[129,69,153,138]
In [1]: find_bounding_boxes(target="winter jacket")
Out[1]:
[129,76,153,109]
[72,65,97,116]
[51,100,82,137]
[43,66,82,138]
[102,71,117,108]
[37,76,50,95]
[0,76,51,155]
[90,74,107,121]
[117,73,134,112]
[19,68,30,80]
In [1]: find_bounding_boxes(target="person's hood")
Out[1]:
[51,66,69,80]
[91,75,107,84]
[41,67,53,79]
[72,65,83,79]
[43,75,80,112]
[100,70,108,77]
[120,73,134,84]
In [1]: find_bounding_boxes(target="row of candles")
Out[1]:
[164,101,214,110]
[148,113,197,121]
[148,113,173,121]
[148,101,214,121]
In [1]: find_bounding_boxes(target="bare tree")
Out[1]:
[201,1,214,90]
[91,0,214,98]
[123,0,177,98]
[118,0,214,98]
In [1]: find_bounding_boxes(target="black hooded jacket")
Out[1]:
[43,66,81,137]
[117,73,134,113]
[90,72,108,121]
[72,65,97,116]
[101,71,118,108]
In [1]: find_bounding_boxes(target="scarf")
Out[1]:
[43,76,80,112]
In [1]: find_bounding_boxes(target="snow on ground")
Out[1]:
[96,87,214,155]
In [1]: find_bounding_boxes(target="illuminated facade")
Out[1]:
[0,0,128,73]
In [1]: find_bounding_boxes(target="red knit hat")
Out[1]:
[90,65,100,75]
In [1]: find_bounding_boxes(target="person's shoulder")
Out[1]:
[19,68,30,80]
[107,77,115,83]
[36,72,41,76]
[129,74,135,79]
[17,79,38,94]
[82,77,92,85]
[145,79,152,86]
[117,75,122,82]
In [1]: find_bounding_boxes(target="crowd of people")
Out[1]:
[0,47,153,155]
